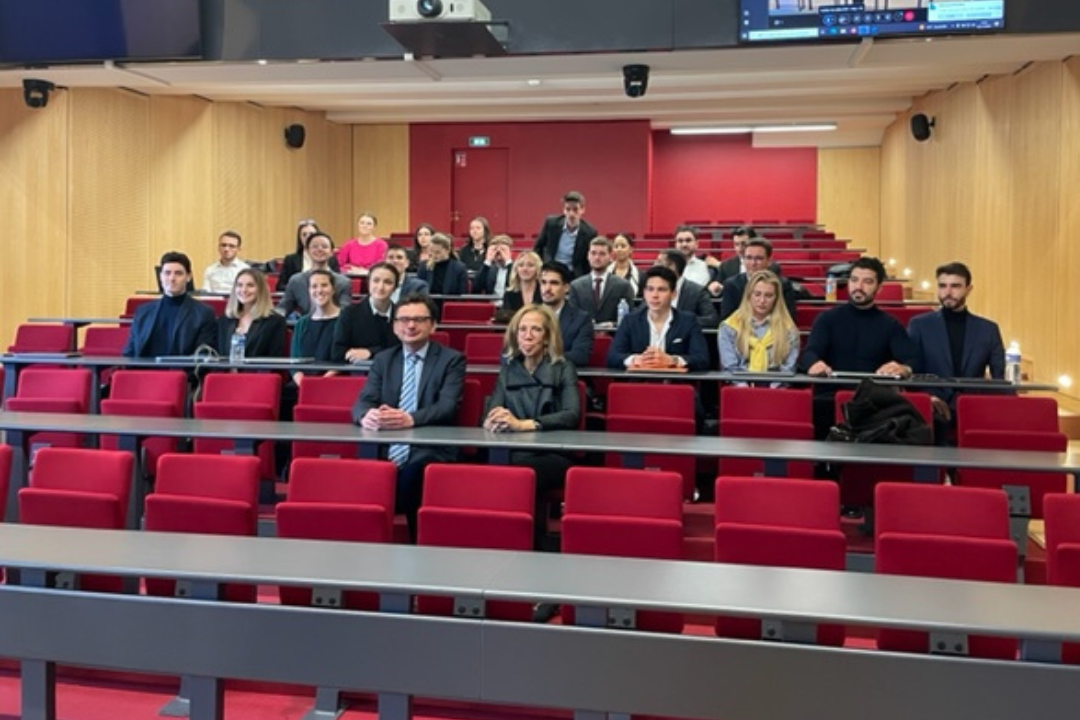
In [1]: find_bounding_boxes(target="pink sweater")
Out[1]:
[337,238,388,271]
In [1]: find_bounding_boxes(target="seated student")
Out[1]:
[718,269,800,382]
[540,261,593,368]
[500,251,542,318]
[607,265,710,371]
[417,232,468,296]
[276,233,352,318]
[289,270,342,387]
[385,243,430,303]
[203,231,250,294]
[411,223,435,272]
[337,212,388,274]
[609,232,641,296]
[279,220,340,288]
[216,268,287,358]
[483,305,580,550]
[332,261,401,364]
[719,238,798,323]
[458,216,491,273]
[568,236,636,325]
[123,251,216,358]
[655,250,720,330]
[473,234,514,297]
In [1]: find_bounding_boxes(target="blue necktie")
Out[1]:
[388,353,418,467]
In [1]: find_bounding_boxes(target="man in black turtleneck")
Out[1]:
[123,251,217,358]
[908,261,1005,438]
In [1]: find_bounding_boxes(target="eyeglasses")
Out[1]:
[394,316,432,325]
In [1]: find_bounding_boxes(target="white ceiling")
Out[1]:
[2,31,1079,148]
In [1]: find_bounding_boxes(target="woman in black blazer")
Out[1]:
[216,268,287,358]
[418,232,468,296]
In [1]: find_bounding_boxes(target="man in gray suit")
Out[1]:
[353,293,465,539]
[568,236,636,325]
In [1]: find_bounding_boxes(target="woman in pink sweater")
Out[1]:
[337,212,388,273]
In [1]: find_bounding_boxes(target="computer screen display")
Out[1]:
[739,0,1005,43]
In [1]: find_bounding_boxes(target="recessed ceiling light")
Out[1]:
[526,79,542,87]
[256,59,268,66]
[670,123,837,135]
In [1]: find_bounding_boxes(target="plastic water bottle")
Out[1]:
[616,298,629,327]
[825,276,837,302]
[230,332,246,364]
[1005,342,1021,385]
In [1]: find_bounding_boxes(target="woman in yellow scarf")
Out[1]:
[718,270,800,382]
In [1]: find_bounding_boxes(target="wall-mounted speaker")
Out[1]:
[284,124,306,149]
[911,113,935,142]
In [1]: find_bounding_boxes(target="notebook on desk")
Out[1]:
[242,357,314,365]
[154,355,221,364]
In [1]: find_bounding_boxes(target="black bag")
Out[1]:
[826,379,932,446]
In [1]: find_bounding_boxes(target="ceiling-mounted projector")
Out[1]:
[389,0,491,22]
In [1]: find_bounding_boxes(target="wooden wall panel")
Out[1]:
[69,89,150,320]
[816,147,881,256]
[213,102,268,266]
[1057,57,1080,396]
[0,89,69,347]
[353,124,409,237]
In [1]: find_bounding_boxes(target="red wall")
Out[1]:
[649,132,818,232]
[409,121,651,238]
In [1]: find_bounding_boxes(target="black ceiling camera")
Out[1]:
[623,64,649,99]
[23,79,55,109]
[417,0,444,18]
[911,113,935,142]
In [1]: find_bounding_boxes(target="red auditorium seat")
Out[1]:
[144,454,261,602]
[1043,494,1080,663]
[713,476,846,645]
[416,463,535,621]
[875,482,1017,659]
[441,301,496,324]
[561,467,685,633]
[0,444,10,521]
[291,375,368,459]
[193,372,282,479]
[4,368,93,451]
[19,447,133,592]
[80,326,131,356]
[7,323,76,353]
[276,458,397,609]
[718,386,813,478]
[464,333,503,399]
[99,370,188,477]
[121,296,155,319]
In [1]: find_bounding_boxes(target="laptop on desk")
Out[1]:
[242,357,314,365]
[5,351,82,359]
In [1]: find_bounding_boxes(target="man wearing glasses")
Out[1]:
[353,293,466,540]
[202,230,249,293]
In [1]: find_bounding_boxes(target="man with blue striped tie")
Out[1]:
[353,293,466,540]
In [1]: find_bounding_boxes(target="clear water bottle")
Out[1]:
[229,332,246,364]
[825,276,837,302]
[1005,342,1021,385]
[616,298,629,327]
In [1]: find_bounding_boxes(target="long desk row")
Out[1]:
[1,523,1079,720]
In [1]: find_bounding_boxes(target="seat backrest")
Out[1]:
[154,453,261,507]
[429,330,451,347]
[957,395,1059,435]
[8,324,75,353]
[287,458,396,510]
[876,283,905,302]
[423,463,534,513]
[122,296,155,319]
[565,467,682,520]
[715,476,839,530]
[456,378,485,427]
[0,444,12,520]
[464,333,505,364]
[1040,494,1080,585]
[12,368,92,410]
[200,373,282,416]
[441,301,495,324]
[108,370,188,414]
[296,375,367,407]
[720,387,812,423]
[608,383,695,418]
[81,326,131,356]
[30,447,133,508]
[875,482,1010,541]
[588,334,612,367]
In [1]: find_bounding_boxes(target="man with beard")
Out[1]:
[800,256,918,438]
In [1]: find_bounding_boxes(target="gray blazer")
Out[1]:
[568,273,636,324]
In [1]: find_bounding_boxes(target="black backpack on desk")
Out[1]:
[827,379,932,446]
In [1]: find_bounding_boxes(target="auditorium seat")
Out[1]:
[7,323,75,353]
[99,370,188,477]
[416,463,535,621]
[4,368,93,451]
[441,301,496,324]
[291,375,368,460]
[193,372,282,479]
[1043,494,1080,663]
[121,296,155,319]
[276,458,397,609]
[19,447,133,592]
[875,482,1017,659]
[605,383,696,500]
[713,476,846,645]
[464,333,503,399]
[875,283,905,303]
[80,325,131,356]
[561,467,684,633]
[719,386,813,478]
[144,454,261,602]
[0,444,10,521]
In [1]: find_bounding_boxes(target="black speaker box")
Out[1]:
[911,114,934,142]
[284,124,306,149]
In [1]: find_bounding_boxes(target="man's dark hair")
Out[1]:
[395,292,438,321]
[220,230,242,246]
[369,261,401,286]
[675,225,698,239]
[540,261,572,284]
[563,190,585,205]
[852,256,887,284]
[160,251,192,275]
[935,261,972,285]
[745,238,774,258]
[644,265,678,292]
[305,232,335,250]
[387,243,409,254]
[732,226,758,239]
[659,249,687,278]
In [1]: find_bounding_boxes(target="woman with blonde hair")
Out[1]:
[500,250,542,316]
[718,269,800,381]
[217,268,286,358]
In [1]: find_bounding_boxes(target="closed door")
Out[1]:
[451,148,509,237]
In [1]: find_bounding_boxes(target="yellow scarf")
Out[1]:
[723,317,773,372]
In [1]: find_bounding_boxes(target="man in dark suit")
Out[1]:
[386,244,430,303]
[473,234,514,297]
[540,261,594,367]
[719,239,798,323]
[607,266,710,372]
[568,237,636,325]
[908,261,1005,436]
[532,190,597,278]
[353,293,466,538]
[122,251,217,358]
[712,226,756,286]
[657,250,719,330]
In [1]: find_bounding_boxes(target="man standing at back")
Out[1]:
[202,231,249,293]
[353,293,466,539]
[123,251,217,358]
[568,237,636,325]
[533,190,597,278]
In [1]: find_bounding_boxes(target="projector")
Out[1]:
[389,0,491,22]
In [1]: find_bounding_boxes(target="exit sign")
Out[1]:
[469,136,491,147]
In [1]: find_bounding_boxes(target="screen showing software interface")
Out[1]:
[740,1,1004,42]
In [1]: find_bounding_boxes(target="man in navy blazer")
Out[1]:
[122,251,217,358]
[533,190,597,278]
[353,293,466,538]
[908,262,1005,432]
[386,245,430,303]
[607,266,710,372]
[540,261,594,367]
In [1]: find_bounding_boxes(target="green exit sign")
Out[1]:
[469,136,491,147]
